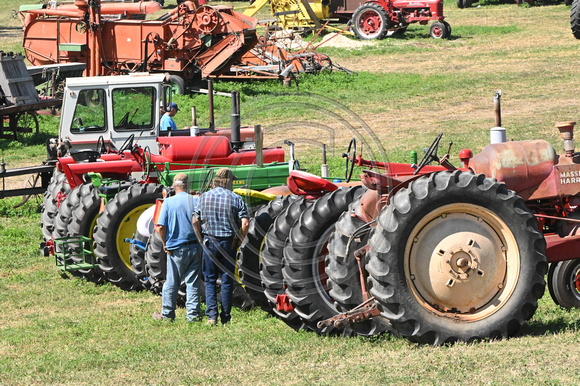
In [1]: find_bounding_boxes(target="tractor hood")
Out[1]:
[470,140,557,198]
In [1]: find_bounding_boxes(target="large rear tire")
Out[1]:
[67,183,106,283]
[326,195,390,337]
[571,0,580,39]
[238,195,300,309]
[351,3,390,40]
[52,189,83,277]
[547,259,580,309]
[261,197,312,330]
[282,186,366,335]
[41,170,70,241]
[144,231,189,306]
[130,230,151,289]
[366,171,547,345]
[93,183,163,291]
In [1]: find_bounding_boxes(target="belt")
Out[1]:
[185,240,198,245]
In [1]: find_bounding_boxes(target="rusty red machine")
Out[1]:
[308,119,580,344]
[19,0,328,85]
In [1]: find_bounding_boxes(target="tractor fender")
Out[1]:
[136,205,157,238]
[286,170,338,199]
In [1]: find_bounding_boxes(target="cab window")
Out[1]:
[112,87,155,131]
[71,89,106,134]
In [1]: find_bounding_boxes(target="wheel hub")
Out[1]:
[442,245,480,280]
[405,204,519,320]
[359,11,381,35]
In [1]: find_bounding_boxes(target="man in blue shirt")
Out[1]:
[153,172,202,322]
[192,167,249,325]
[160,102,179,132]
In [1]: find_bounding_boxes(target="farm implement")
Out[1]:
[242,0,451,40]
[18,0,340,86]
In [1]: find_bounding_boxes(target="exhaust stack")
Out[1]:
[556,121,576,157]
[490,90,506,144]
[230,91,241,151]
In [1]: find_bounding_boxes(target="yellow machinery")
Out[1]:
[242,0,330,29]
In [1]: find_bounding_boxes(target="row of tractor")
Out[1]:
[236,122,580,344]
[37,74,580,345]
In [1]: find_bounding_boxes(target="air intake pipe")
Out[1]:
[557,121,576,157]
[230,91,241,152]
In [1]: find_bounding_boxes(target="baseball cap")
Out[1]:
[214,167,237,180]
[168,102,180,111]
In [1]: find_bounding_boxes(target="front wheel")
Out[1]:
[548,259,580,309]
[351,3,390,40]
[366,171,547,345]
[430,21,450,39]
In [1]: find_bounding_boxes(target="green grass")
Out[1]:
[2,0,580,382]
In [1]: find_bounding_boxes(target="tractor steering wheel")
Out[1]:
[96,135,107,154]
[118,134,135,153]
[342,138,357,182]
[414,132,443,175]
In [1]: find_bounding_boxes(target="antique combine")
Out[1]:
[18,0,334,86]
[243,0,451,39]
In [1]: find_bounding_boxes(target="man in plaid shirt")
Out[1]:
[192,167,249,325]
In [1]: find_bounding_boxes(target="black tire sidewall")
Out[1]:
[351,3,389,40]
[367,171,546,344]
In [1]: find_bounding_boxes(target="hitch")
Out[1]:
[124,237,147,251]
[317,297,381,329]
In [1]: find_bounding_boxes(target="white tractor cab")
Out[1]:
[51,73,244,158]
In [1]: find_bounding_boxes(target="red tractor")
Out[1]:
[350,0,450,40]
[308,120,580,344]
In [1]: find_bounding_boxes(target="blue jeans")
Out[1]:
[162,243,202,321]
[202,236,236,324]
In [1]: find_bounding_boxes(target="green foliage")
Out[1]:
[0,197,41,217]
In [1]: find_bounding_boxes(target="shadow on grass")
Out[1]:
[388,30,465,41]
[521,314,580,337]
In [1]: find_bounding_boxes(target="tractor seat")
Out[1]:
[98,180,134,196]
[287,170,338,199]
[70,149,101,163]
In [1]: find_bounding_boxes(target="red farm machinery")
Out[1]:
[18,0,337,87]
[243,0,451,40]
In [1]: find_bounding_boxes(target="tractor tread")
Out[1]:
[366,171,547,345]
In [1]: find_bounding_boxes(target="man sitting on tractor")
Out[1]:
[160,102,180,132]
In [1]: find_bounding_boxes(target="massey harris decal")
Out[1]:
[555,164,580,195]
